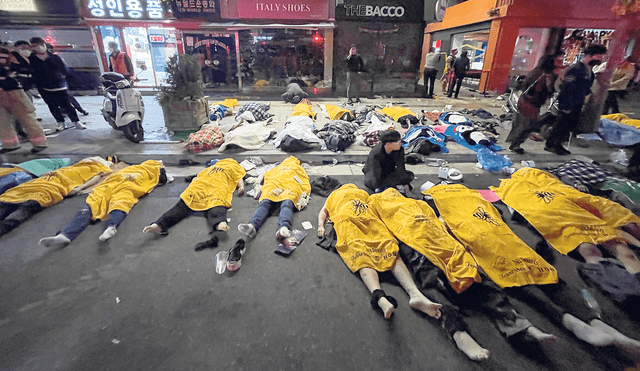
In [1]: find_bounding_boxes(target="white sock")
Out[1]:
[99,226,117,241]
[39,234,71,248]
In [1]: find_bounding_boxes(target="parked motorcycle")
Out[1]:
[100,72,145,143]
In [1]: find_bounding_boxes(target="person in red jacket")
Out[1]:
[107,42,134,81]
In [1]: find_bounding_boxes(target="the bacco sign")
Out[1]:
[336,0,423,22]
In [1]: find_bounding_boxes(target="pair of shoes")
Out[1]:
[227,239,246,271]
[56,122,66,131]
[194,236,219,251]
[509,145,525,155]
[73,122,86,130]
[238,223,257,238]
[80,110,89,116]
[0,146,21,154]
[347,99,353,104]
[447,95,452,98]
[544,145,570,155]
[31,145,47,153]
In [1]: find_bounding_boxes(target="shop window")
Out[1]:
[184,32,237,88]
[509,28,550,77]
[238,28,325,88]
[148,27,178,86]
[451,31,489,71]
[123,27,155,86]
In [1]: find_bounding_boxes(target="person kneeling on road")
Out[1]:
[363,130,414,194]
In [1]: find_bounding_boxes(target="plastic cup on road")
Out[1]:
[216,251,228,274]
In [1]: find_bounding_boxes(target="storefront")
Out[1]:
[423,0,622,93]
[334,0,425,95]
[82,0,334,91]
[1,0,100,90]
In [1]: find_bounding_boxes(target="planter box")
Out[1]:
[161,96,209,132]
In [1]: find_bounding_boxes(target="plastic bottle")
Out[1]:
[581,289,602,319]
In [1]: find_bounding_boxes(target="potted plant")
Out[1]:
[156,53,209,132]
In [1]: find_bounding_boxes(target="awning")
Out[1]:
[200,21,335,30]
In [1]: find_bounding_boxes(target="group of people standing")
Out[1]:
[0,36,92,154]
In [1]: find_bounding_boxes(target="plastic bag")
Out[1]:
[610,149,629,167]
[476,147,513,172]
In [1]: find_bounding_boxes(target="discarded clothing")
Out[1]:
[598,118,640,146]
[185,126,224,153]
[550,159,611,190]
[274,116,326,151]
[218,121,274,151]
[311,175,341,197]
[578,259,640,303]
[402,126,448,154]
[316,120,360,152]
[476,147,512,172]
[602,113,640,130]
[235,102,273,122]
[17,158,72,177]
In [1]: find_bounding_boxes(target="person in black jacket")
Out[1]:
[345,44,364,104]
[363,130,414,194]
[447,51,470,99]
[28,37,85,131]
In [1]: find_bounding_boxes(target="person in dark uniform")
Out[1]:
[544,44,607,155]
[447,51,469,98]
[345,44,364,104]
[363,130,414,194]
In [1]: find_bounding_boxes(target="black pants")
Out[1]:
[546,109,580,149]
[39,89,79,123]
[423,68,437,97]
[155,200,227,233]
[364,169,414,191]
[67,92,85,113]
[448,73,465,98]
[0,200,43,236]
[603,90,622,114]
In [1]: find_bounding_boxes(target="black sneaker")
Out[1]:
[355,98,362,103]
[194,236,219,251]
[347,99,353,104]
[509,145,524,155]
[227,239,246,271]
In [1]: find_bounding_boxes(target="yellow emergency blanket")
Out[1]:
[381,107,417,122]
[291,102,317,120]
[325,104,353,121]
[491,168,640,254]
[0,167,22,178]
[0,159,112,207]
[370,188,480,293]
[601,113,640,130]
[260,156,311,210]
[210,99,238,108]
[327,184,398,273]
[180,158,246,211]
[426,184,558,288]
[86,160,162,220]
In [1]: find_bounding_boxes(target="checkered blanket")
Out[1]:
[185,126,224,153]
[551,159,611,188]
[235,102,273,122]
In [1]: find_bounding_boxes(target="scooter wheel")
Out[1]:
[123,120,144,143]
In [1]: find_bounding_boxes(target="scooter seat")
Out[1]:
[101,72,126,83]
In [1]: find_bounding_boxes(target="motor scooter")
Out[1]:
[100,72,145,143]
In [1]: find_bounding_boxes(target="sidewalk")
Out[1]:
[1,85,635,172]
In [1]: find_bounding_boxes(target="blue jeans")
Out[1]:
[0,171,34,195]
[249,199,294,232]
[61,203,127,241]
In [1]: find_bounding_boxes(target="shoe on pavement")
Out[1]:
[509,145,525,155]
[194,236,219,251]
[544,145,570,155]
[0,146,21,154]
[355,98,362,103]
[74,122,86,130]
[56,122,66,131]
[346,99,353,104]
[276,226,291,240]
[238,223,257,238]
[227,239,246,271]
[80,110,89,116]
[31,145,47,153]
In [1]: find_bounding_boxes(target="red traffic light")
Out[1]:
[312,33,323,43]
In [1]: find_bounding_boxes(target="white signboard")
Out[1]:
[0,0,37,12]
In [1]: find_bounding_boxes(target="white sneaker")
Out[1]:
[276,226,291,239]
[56,122,66,131]
[238,223,257,238]
[74,122,86,130]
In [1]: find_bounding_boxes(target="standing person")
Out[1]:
[362,130,414,194]
[44,42,89,116]
[422,47,440,98]
[507,55,559,154]
[107,42,134,81]
[602,56,635,114]
[447,51,469,99]
[544,44,607,155]
[0,41,47,153]
[441,48,457,93]
[28,37,85,131]
[10,40,35,100]
[345,44,364,104]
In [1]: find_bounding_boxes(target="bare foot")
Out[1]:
[409,297,442,319]
[590,319,640,357]
[526,327,557,345]
[378,297,395,319]
[563,314,613,346]
[237,187,245,196]
[143,223,163,234]
[453,331,490,361]
[216,221,230,231]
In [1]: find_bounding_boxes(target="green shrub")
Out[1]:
[156,53,204,106]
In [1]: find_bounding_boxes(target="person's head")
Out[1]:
[29,37,47,54]
[429,47,435,53]
[291,95,302,104]
[582,44,607,68]
[380,130,402,153]
[107,41,119,54]
[461,51,468,58]
[13,40,31,57]
[349,44,356,54]
[537,54,557,73]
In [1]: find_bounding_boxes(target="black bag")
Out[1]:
[279,135,313,152]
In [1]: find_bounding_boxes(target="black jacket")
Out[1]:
[345,54,364,73]
[363,143,407,189]
[29,52,69,90]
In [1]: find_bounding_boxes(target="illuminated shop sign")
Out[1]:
[237,0,329,20]
[336,0,423,22]
[0,0,37,12]
[86,0,164,19]
[169,0,221,20]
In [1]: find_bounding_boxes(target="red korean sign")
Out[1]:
[236,0,329,20]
